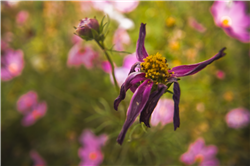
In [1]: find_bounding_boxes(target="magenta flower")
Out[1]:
[113,28,131,51]
[216,70,225,80]
[67,43,98,69]
[114,23,226,145]
[78,129,108,166]
[225,107,250,129]
[30,150,46,166]
[150,98,174,127]
[188,17,206,33]
[180,138,219,166]
[16,91,38,114]
[22,102,47,127]
[16,10,29,25]
[1,48,24,81]
[210,1,250,43]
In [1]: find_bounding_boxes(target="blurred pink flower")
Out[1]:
[30,150,46,166]
[113,28,130,51]
[1,48,24,81]
[101,61,112,74]
[216,70,225,80]
[16,91,38,114]
[67,44,98,69]
[210,1,250,43]
[78,129,108,166]
[180,138,219,166]
[102,53,138,86]
[225,108,250,129]
[71,35,82,44]
[92,1,139,13]
[22,102,47,127]
[188,17,206,33]
[112,1,139,13]
[150,98,174,127]
[16,10,29,25]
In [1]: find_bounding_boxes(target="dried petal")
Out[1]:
[136,23,148,62]
[173,82,180,130]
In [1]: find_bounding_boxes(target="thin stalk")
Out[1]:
[95,39,120,92]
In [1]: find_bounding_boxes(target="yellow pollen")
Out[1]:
[222,19,230,27]
[140,53,171,84]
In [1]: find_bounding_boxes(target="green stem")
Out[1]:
[95,39,120,92]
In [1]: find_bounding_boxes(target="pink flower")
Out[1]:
[71,35,82,44]
[210,1,250,43]
[92,1,139,13]
[16,91,38,114]
[30,150,46,166]
[225,108,250,129]
[16,10,29,25]
[67,44,98,69]
[78,130,108,166]
[150,98,174,127]
[180,138,219,166]
[188,17,206,33]
[216,70,225,80]
[113,28,130,51]
[22,102,47,127]
[75,18,99,39]
[101,61,112,74]
[1,48,24,81]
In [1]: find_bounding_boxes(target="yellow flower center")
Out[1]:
[221,16,232,27]
[89,152,97,160]
[140,53,172,84]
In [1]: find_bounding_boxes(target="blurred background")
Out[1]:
[1,1,250,166]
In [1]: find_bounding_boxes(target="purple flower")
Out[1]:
[16,91,38,114]
[30,150,46,166]
[225,107,250,129]
[150,98,174,127]
[75,18,99,39]
[180,138,219,166]
[1,48,24,81]
[22,102,47,127]
[67,43,98,69]
[78,130,108,166]
[210,1,250,43]
[114,23,226,145]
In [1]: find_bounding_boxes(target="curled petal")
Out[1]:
[171,47,226,77]
[173,81,180,130]
[140,84,167,127]
[136,23,148,62]
[114,72,146,110]
[117,79,153,145]
[128,62,141,75]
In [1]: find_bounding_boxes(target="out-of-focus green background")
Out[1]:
[1,1,249,165]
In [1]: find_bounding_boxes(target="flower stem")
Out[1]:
[95,39,120,92]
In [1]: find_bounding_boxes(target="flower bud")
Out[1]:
[75,18,99,39]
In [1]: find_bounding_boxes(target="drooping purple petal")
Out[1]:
[173,81,180,130]
[128,62,141,75]
[139,84,167,127]
[136,23,148,62]
[114,72,146,111]
[171,47,226,77]
[117,79,153,145]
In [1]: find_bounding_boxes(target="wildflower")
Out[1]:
[225,108,250,129]
[1,48,24,81]
[75,18,99,40]
[180,138,219,166]
[112,28,131,51]
[114,23,226,145]
[210,1,250,43]
[78,129,108,166]
[30,150,46,166]
[150,98,174,127]
[188,17,206,33]
[22,102,47,126]
[16,91,38,114]
[216,70,225,80]
[16,10,29,25]
[67,43,98,69]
